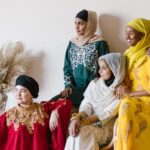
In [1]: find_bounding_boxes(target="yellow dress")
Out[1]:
[116,18,150,150]
[116,56,150,150]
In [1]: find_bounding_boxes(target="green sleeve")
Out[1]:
[63,42,74,88]
[96,40,109,56]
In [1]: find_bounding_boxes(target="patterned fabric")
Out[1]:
[65,53,125,150]
[6,103,48,134]
[63,9,109,106]
[65,118,115,150]
[116,18,150,150]
[64,40,109,89]
[0,99,72,150]
[70,42,98,74]
[116,58,150,150]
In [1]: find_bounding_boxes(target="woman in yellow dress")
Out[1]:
[116,18,150,150]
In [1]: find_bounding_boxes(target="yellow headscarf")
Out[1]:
[124,18,150,71]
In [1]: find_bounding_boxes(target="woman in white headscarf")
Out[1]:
[65,53,125,150]
[51,9,109,109]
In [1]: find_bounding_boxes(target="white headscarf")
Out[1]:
[99,53,125,89]
[80,53,126,123]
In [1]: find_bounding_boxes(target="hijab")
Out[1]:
[124,18,150,71]
[98,53,125,89]
[71,9,102,46]
[81,53,125,122]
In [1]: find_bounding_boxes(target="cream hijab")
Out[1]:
[82,53,126,122]
[92,53,126,104]
[98,53,126,89]
[71,10,102,46]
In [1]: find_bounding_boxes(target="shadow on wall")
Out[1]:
[28,51,45,87]
[98,14,127,53]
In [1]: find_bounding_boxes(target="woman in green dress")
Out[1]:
[52,9,109,108]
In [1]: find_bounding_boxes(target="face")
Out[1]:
[75,18,87,36]
[14,85,33,106]
[99,59,112,80]
[125,26,144,46]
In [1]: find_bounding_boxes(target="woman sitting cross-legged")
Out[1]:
[0,75,72,150]
[64,53,125,150]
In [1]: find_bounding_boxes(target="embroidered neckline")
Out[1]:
[17,103,39,111]
[6,103,49,134]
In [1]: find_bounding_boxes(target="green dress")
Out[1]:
[63,40,109,106]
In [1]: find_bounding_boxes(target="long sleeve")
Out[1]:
[44,99,72,150]
[0,113,7,147]
[96,99,119,125]
[96,40,109,57]
[63,42,74,88]
[80,79,120,125]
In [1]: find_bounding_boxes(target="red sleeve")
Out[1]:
[41,99,72,150]
[50,99,72,150]
[41,98,72,115]
[0,113,7,145]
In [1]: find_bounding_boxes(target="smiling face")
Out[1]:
[125,26,144,46]
[75,17,87,36]
[14,85,33,106]
[99,59,112,80]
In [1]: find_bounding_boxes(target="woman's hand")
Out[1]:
[69,119,80,137]
[49,110,59,132]
[116,85,130,99]
[61,87,72,98]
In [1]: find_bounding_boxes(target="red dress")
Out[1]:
[0,99,72,150]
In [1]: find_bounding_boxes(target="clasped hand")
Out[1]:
[116,85,130,99]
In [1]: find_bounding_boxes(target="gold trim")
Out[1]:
[6,103,48,134]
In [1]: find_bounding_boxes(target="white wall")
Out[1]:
[0,0,149,109]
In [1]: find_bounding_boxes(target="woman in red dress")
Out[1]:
[0,75,72,150]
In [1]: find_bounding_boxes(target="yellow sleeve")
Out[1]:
[146,57,150,93]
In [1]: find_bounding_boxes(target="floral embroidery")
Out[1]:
[70,42,99,74]
[6,103,49,134]
[136,98,142,102]
[135,104,142,115]
[125,120,133,143]
[136,120,147,138]
[64,75,72,87]
[121,102,130,116]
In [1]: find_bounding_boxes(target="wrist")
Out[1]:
[65,84,73,89]
[70,113,83,122]
[52,109,59,117]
